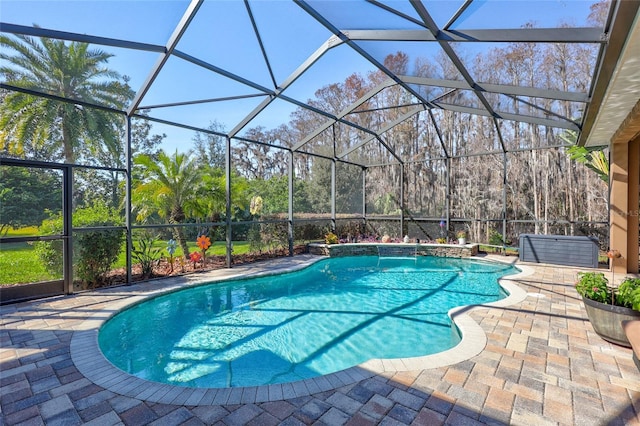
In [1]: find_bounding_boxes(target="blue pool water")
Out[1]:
[99,256,517,388]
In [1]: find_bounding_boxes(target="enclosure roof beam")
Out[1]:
[362,161,403,168]
[244,0,278,90]
[399,76,590,103]
[138,114,228,138]
[296,0,437,110]
[338,105,425,159]
[138,93,267,110]
[427,109,449,158]
[277,35,345,91]
[230,135,292,152]
[493,117,506,152]
[0,23,166,53]
[175,48,355,135]
[411,0,505,150]
[1,83,126,115]
[350,101,422,115]
[503,94,579,126]
[127,0,203,116]
[374,134,404,165]
[292,78,396,151]
[365,0,428,29]
[344,27,605,43]
[278,93,380,138]
[294,149,368,168]
[296,0,438,163]
[172,50,275,95]
[229,96,277,138]
[433,102,581,131]
[228,35,346,138]
[443,0,473,30]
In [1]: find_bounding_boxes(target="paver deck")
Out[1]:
[1,254,639,425]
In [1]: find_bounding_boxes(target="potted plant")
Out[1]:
[456,230,466,245]
[575,271,640,347]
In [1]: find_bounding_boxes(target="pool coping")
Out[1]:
[70,254,534,405]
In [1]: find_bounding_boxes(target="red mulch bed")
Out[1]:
[99,245,309,288]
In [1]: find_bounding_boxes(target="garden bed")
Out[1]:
[95,245,310,287]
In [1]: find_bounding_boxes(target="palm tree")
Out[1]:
[0,31,132,163]
[562,129,609,183]
[133,150,202,258]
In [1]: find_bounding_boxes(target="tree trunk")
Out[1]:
[532,149,540,234]
[568,162,576,235]
[61,112,74,164]
[170,206,189,259]
[544,151,549,234]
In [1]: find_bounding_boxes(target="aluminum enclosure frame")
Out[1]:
[0,0,631,297]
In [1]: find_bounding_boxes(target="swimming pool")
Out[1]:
[99,256,518,388]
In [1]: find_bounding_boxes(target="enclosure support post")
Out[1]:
[400,163,405,237]
[445,157,451,236]
[225,136,232,268]
[288,150,294,256]
[610,135,639,274]
[628,137,639,273]
[502,152,508,252]
[362,167,367,235]
[62,164,73,295]
[125,116,133,284]
[331,159,336,232]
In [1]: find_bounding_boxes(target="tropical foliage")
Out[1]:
[132,150,203,258]
[0,32,132,163]
[132,233,163,279]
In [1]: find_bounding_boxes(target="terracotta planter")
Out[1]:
[582,297,640,347]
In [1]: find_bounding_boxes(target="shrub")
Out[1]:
[132,233,162,279]
[34,202,124,288]
[33,216,65,276]
[247,225,263,253]
[489,230,504,245]
[325,232,338,245]
[262,222,289,252]
[294,222,325,241]
[617,278,640,310]
[575,272,610,304]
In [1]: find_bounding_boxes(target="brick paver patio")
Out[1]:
[1,255,639,425]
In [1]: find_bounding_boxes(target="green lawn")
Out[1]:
[478,244,519,256]
[0,233,251,285]
[1,227,60,284]
[2,225,40,237]
[0,241,61,284]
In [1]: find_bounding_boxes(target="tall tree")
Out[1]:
[193,121,226,169]
[0,32,132,163]
[0,166,62,235]
[132,150,201,258]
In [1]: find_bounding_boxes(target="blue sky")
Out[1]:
[1,0,598,151]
